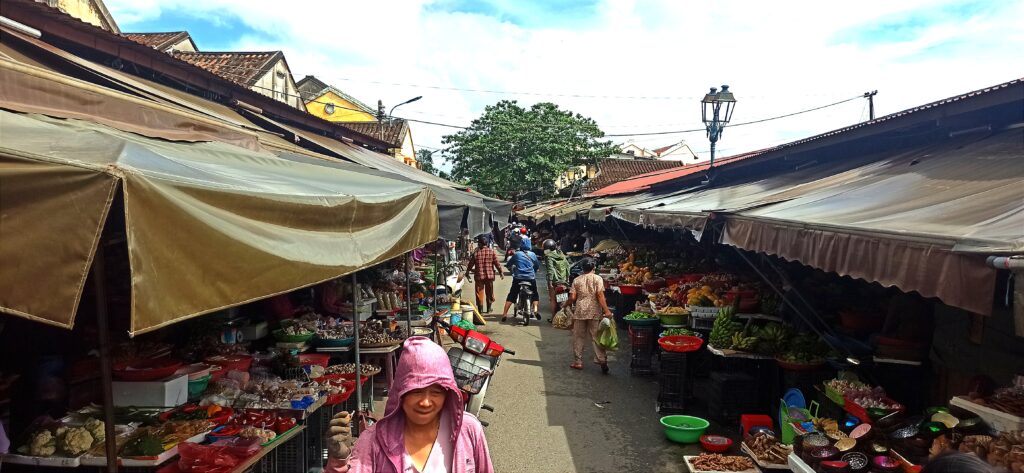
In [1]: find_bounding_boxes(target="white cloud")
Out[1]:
[106,0,1024,169]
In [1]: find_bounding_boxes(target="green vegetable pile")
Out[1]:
[661,328,697,337]
[624,311,658,320]
[122,434,164,457]
[778,332,830,364]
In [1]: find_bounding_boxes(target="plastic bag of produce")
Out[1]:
[552,307,573,330]
[596,319,619,351]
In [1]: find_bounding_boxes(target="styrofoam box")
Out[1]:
[950,395,1024,433]
[686,305,721,318]
[113,374,188,407]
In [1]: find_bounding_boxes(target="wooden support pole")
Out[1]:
[92,251,118,473]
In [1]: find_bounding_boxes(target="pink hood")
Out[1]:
[328,336,493,473]
[374,336,465,469]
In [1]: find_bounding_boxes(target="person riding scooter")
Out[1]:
[500,238,540,323]
[543,239,570,322]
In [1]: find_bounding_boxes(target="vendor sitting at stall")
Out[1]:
[320,279,349,317]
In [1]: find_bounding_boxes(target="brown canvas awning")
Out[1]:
[0,111,438,334]
[0,30,505,240]
[605,130,1022,314]
[720,130,1024,315]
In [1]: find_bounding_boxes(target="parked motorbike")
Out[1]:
[548,281,570,323]
[547,258,586,323]
[514,281,536,326]
[438,319,514,425]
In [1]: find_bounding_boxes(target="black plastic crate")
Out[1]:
[630,352,655,375]
[274,425,307,473]
[657,394,687,415]
[709,371,755,391]
[707,400,749,425]
[305,407,329,468]
[659,351,688,375]
[629,325,657,375]
[629,327,657,354]
[659,372,687,398]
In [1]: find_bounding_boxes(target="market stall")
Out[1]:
[575,210,1021,473]
[0,22,494,472]
[0,106,443,471]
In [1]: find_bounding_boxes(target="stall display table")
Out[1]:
[229,425,305,473]
[787,453,814,473]
[707,345,775,360]
[360,344,401,391]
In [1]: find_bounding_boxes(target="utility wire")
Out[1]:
[245,83,865,139]
[408,94,865,137]
[200,62,858,101]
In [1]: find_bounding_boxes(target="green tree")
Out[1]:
[417,149,437,174]
[442,100,618,200]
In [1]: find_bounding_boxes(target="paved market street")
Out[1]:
[459,268,692,473]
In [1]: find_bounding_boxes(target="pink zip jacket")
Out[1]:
[325,336,494,473]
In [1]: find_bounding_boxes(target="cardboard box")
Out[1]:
[112,374,188,407]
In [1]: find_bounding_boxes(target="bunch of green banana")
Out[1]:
[709,306,743,349]
[754,322,791,355]
[731,332,759,351]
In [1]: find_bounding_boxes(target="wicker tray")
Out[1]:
[323,366,383,378]
[359,340,402,348]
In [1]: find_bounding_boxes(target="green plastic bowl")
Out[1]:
[659,314,687,326]
[188,374,212,398]
[273,328,315,343]
[624,317,660,327]
[660,415,709,443]
[315,336,355,347]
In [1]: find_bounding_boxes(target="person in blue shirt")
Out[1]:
[500,238,540,322]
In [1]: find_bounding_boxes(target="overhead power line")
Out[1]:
[406,94,865,137]
[204,62,858,101]
[245,84,864,140]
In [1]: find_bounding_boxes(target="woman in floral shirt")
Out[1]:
[567,258,613,373]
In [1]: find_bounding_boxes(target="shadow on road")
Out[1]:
[527,272,693,473]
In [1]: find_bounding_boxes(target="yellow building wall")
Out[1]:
[398,133,417,167]
[306,91,377,122]
[56,0,107,30]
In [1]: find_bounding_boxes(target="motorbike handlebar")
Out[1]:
[503,348,516,356]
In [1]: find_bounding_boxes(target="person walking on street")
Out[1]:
[457,228,472,261]
[491,222,505,251]
[542,239,571,320]
[324,336,495,473]
[501,239,541,322]
[567,258,613,373]
[466,235,504,313]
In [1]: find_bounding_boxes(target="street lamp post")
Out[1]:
[700,85,737,171]
[379,96,423,142]
[389,96,423,119]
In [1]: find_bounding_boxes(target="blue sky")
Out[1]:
[108,0,1024,161]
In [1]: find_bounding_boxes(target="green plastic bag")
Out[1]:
[596,319,619,351]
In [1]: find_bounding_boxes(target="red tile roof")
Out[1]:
[121,31,193,52]
[588,151,766,196]
[335,120,409,149]
[589,77,1024,197]
[652,144,674,155]
[582,158,684,193]
[171,51,282,87]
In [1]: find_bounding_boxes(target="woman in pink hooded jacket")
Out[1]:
[325,336,494,473]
